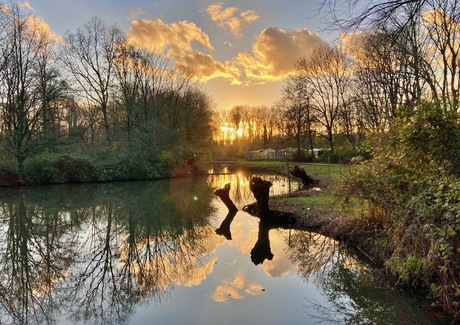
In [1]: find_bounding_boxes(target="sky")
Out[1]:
[26,0,338,110]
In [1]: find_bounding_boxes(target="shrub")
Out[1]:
[0,163,24,186]
[340,103,460,317]
[23,152,95,184]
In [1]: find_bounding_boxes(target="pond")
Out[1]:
[0,173,449,325]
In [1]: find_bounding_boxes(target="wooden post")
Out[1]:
[287,162,291,196]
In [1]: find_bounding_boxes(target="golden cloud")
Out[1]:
[26,15,63,43]
[22,0,33,11]
[129,19,328,86]
[212,270,264,303]
[128,7,146,20]
[129,18,240,82]
[129,18,214,52]
[169,47,241,82]
[206,2,259,36]
[234,27,328,83]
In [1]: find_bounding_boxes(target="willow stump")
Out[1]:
[214,183,238,240]
[290,165,315,188]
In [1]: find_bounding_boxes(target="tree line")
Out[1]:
[215,0,460,166]
[319,0,459,318]
[0,1,213,180]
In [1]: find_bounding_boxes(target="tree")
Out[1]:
[296,46,350,153]
[0,2,54,169]
[61,16,124,144]
[282,73,315,157]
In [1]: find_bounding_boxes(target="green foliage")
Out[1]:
[0,163,23,186]
[23,152,95,184]
[341,103,460,316]
[93,151,170,182]
[291,150,313,162]
[18,151,172,185]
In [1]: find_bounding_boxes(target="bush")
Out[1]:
[340,103,460,317]
[23,152,95,184]
[0,163,24,186]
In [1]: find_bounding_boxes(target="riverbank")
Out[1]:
[231,160,456,323]
[228,160,347,237]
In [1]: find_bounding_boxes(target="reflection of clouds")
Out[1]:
[212,271,263,303]
[118,225,225,292]
[261,230,298,277]
[224,218,258,254]
[175,256,218,287]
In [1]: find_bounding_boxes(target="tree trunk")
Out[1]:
[249,177,272,217]
[214,183,238,240]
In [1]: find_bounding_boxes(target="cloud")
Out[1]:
[129,19,328,86]
[212,271,264,303]
[128,7,146,20]
[129,18,214,53]
[21,0,33,11]
[234,27,329,82]
[27,15,63,43]
[129,18,239,82]
[206,2,259,36]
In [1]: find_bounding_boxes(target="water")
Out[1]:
[0,173,448,325]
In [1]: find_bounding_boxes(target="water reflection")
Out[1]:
[0,174,448,325]
[250,220,274,265]
[0,178,216,325]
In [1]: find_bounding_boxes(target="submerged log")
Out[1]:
[290,165,316,188]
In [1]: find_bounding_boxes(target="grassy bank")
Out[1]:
[231,159,349,228]
[234,159,458,321]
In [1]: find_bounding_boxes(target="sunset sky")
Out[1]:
[26,0,337,110]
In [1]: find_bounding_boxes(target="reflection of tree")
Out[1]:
[287,231,338,276]
[0,199,75,325]
[62,177,217,325]
[0,176,217,324]
[215,210,237,240]
[285,231,440,324]
[250,220,274,265]
[214,183,238,240]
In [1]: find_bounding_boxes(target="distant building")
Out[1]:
[246,147,325,161]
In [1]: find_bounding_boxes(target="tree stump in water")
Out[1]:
[214,183,237,212]
[248,177,272,217]
[290,165,315,188]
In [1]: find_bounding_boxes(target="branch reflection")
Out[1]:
[0,177,217,325]
[0,194,75,325]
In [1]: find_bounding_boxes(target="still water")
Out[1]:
[0,173,448,325]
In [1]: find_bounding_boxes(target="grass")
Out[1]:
[233,159,352,223]
[236,159,349,182]
[273,192,338,206]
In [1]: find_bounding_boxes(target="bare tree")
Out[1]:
[61,16,124,144]
[296,46,350,152]
[282,73,315,157]
[0,1,53,169]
